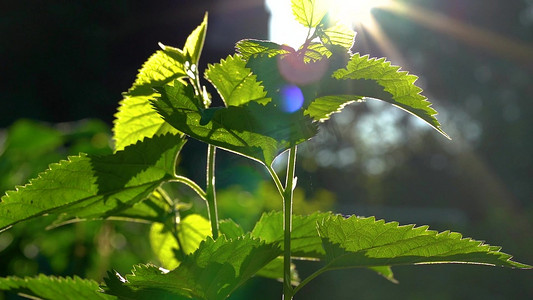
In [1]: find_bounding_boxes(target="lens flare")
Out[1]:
[280,85,304,113]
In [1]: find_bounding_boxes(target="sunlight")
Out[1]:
[329,0,392,26]
[265,0,393,49]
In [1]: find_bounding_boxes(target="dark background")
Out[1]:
[1,0,532,299]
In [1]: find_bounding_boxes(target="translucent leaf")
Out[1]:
[104,235,281,300]
[291,0,328,28]
[252,211,329,259]
[150,214,212,269]
[318,215,532,269]
[256,257,301,286]
[219,219,245,239]
[368,266,398,283]
[113,14,207,151]
[204,55,268,107]
[110,189,172,224]
[304,95,364,122]
[333,53,450,138]
[317,22,356,50]
[184,13,208,66]
[113,46,185,151]
[152,80,316,166]
[0,274,115,300]
[235,39,289,60]
[0,134,185,231]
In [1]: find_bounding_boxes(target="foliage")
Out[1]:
[0,1,530,299]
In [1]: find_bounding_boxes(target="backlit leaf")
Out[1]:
[113,45,185,151]
[150,214,212,269]
[318,215,532,269]
[152,80,316,165]
[0,134,185,231]
[235,39,290,60]
[205,55,268,107]
[252,211,329,259]
[318,22,356,50]
[0,275,115,300]
[105,235,281,300]
[333,53,450,138]
[184,13,208,66]
[291,0,328,28]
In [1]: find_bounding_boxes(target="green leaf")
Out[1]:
[112,14,207,151]
[317,22,356,50]
[252,211,329,259]
[110,189,172,224]
[291,0,328,28]
[318,215,532,269]
[152,80,316,165]
[0,274,116,300]
[150,214,212,269]
[0,134,185,231]
[235,39,290,60]
[105,235,281,300]
[205,55,269,107]
[305,95,364,122]
[219,218,245,239]
[184,13,208,66]
[368,266,398,284]
[333,53,450,138]
[113,45,186,151]
[256,257,301,286]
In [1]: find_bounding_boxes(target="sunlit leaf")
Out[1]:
[152,80,316,165]
[318,215,532,269]
[304,95,364,122]
[205,55,269,107]
[110,189,172,224]
[0,275,115,300]
[0,134,185,231]
[104,235,281,300]
[113,45,185,151]
[252,211,329,259]
[291,0,328,28]
[184,13,208,66]
[317,22,356,50]
[256,257,301,286]
[235,39,289,60]
[150,214,212,269]
[219,219,245,239]
[333,53,450,138]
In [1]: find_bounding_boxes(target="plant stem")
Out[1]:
[283,145,297,300]
[157,187,186,259]
[206,144,219,239]
[266,164,284,198]
[170,176,207,201]
[292,267,328,295]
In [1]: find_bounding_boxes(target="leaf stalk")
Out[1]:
[206,144,219,239]
[283,145,297,299]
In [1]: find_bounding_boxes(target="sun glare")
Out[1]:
[329,0,392,26]
[266,0,393,49]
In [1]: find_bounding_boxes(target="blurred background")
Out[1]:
[1,0,532,299]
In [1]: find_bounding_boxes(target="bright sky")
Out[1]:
[265,0,391,48]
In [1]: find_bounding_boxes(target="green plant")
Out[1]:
[0,1,530,299]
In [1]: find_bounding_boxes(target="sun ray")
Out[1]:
[386,2,533,68]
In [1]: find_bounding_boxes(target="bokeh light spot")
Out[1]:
[280,85,304,113]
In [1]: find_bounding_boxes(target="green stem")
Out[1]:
[206,144,219,239]
[170,176,207,201]
[156,187,186,259]
[283,146,297,300]
[266,164,284,198]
